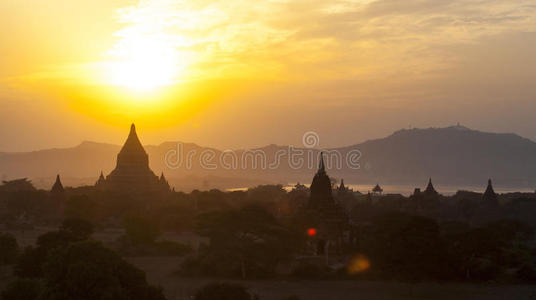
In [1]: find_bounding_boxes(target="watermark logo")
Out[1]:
[302,131,320,148]
[164,131,361,170]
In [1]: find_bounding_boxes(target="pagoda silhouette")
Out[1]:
[95,124,170,193]
[307,152,348,256]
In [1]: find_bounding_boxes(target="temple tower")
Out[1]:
[424,178,438,197]
[50,174,66,216]
[482,178,498,206]
[307,152,348,257]
[159,172,170,190]
[51,174,64,194]
[309,153,333,209]
[96,124,169,193]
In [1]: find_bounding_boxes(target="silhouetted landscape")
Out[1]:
[2,125,536,192]
[3,0,536,299]
[2,124,536,299]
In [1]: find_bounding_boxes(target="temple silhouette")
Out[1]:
[482,178,498,205]
[307,153,349,255]
[424,178,438,197]
[50,174,64,194]
[95,124,170,193]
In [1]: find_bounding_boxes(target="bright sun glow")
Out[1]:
[106,35,183,92]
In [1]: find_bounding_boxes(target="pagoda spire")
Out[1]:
[51,174,64,193]
[159,172,170,190]
[483,178,498,205]
[309,151,333,208]
[95,171,106,186]
[485,178,495,193]
[128,123,139,143]
[115,123,149,170]
[118,123,146,156]
[337,178,348,195]
[424,177,437,195]
[318,152,325,173]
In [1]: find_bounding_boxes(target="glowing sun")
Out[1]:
[105,36,182,91]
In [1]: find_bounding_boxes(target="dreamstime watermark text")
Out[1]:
[164,132,362,170]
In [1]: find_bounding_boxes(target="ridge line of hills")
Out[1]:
[2,125,536,191]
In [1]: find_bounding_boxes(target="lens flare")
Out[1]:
[347,254,370,274]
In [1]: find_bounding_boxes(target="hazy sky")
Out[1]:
[1,0,536,151]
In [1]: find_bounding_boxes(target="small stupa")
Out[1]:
[51,174,64,194]
[482,179,498,206]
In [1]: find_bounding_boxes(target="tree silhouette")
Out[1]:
[185,205,300,279]
[41,241,165,300]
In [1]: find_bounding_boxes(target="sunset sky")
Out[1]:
[1,0,536,152]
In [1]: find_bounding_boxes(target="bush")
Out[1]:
[123,215,160,245]
[36,230,78,250]
[40,240,166,300]
[60,218,94,240]
[361,213,448,280]
[0,233,19,265]
[64,195,96,221]
[14,246,44,278]
[1,279,42,300]
[192,206,301,279]
[517,264,536,282]
[14,230,81,278]
[468,257,501,281]
[194,283,256,300]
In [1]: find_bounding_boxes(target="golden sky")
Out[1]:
[1,0,536,151]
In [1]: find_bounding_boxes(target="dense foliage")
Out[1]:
[0,279,42,300]
[5,221,166,300]
[0,233,19,265]
[2,181,536,286]
[182,205,303,279]
[60,218,94,240]
[41,241,165,300]
[353,214,536,281]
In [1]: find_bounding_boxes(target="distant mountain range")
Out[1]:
[1,125,536,191]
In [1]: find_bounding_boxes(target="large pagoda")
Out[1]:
[307,153,348,256]
[95,124,169,193]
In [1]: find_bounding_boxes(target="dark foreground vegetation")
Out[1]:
[2,180,536,299]
[1,219,166,300]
